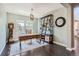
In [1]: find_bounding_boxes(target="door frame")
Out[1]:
[71,3,79,49]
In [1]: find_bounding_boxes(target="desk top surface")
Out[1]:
[19,33,40,37]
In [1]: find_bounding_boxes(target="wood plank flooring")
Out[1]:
[1,42,73,56]
[2,37,79,56]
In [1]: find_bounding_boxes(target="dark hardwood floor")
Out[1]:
[2,37,79,56]
[18,44,73,56]
[1,41,74,56]
[1,37,79,56]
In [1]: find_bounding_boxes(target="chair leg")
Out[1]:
[40,38,41,44]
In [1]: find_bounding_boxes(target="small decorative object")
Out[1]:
[55,17,66,27]
[8,23,14,41]
[30,8,34,20]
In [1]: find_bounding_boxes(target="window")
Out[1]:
[18,22,25,34]
[25,20,33,34]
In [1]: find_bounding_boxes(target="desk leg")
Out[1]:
[20,41,21,51]
[19,40,22,56]
[39,38,41,44]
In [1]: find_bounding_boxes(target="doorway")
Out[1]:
[73,4,79,55]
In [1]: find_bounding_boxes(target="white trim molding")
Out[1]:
[53,41,76,51]
[66,47,75,51]
[53,41,66,47]
[0,43,6,55]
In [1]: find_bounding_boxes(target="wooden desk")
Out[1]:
[19,34,41,41]
[19,34,53,50]
[19,34,45,50]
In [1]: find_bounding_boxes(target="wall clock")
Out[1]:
[55,17,66,27]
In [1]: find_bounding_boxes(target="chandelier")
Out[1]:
[30,8,34,20]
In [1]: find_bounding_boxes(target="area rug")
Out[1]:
[9,39,48,56]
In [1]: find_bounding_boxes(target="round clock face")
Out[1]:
[57,18,63,25]
[55,17,66,27]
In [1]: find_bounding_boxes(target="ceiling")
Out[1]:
[2,3,63,18]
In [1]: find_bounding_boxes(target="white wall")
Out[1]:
[52,7,68,47]
[38,18,41,34]
[38,6,72,49]
[0,4,7,55]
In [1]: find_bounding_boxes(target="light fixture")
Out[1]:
[30,8,34,20]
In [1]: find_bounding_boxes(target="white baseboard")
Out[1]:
[66,47,75,51]
[53,41,66,47]
[0,43,6,55]
[53,41,75,51]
